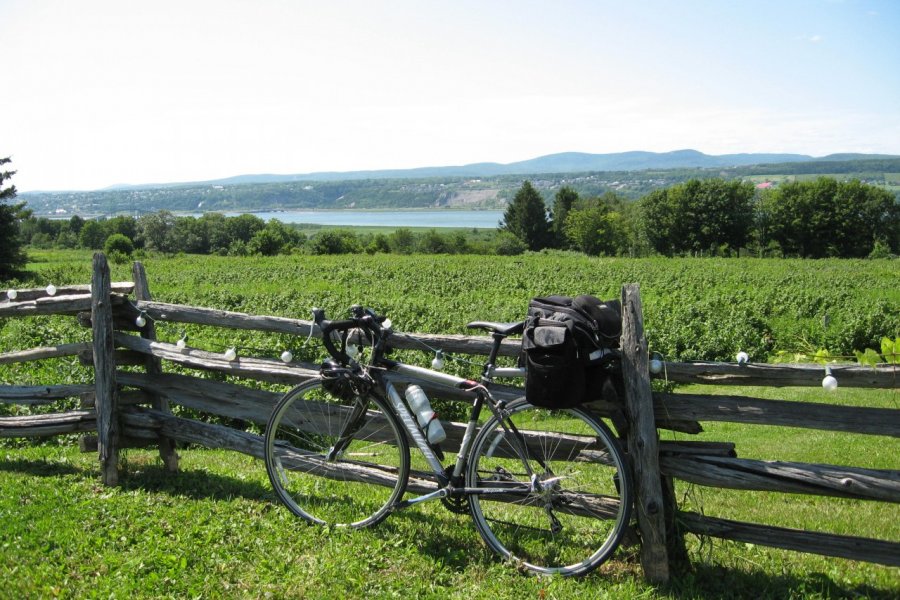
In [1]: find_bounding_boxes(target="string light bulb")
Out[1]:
[135,312,147,328]
[224,347,237,361]
[5,289,16,301]
[431,350,444,371]
[822,367,838,391]
[176,333,187,350]
[46,284,57,296]
[382,318,392,331]
[649,353,663,374]
[280,350,293,363]
[736,351,749,365]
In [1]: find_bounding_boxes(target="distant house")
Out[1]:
[755,181,774,190]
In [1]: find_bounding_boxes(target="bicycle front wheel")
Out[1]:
[265,378,410,528]
[466,399,632,576]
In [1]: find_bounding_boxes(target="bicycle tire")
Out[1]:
[265,378,410,528]
[466,399,633,576]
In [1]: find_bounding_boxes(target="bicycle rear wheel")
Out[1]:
[466,399,632,576]
[265,378,410,528]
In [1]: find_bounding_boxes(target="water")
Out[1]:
[211,209,504,229]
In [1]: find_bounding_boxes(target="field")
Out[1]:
[1,250,899,598]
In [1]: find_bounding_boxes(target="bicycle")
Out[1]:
[264,305,633,577]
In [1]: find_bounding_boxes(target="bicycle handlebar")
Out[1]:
[312,305,389,364]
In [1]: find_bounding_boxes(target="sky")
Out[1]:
[3,0,899,192]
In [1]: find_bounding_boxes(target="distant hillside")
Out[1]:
[101,149,840,190]
[21,153,900,217]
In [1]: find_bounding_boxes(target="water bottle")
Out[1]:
[404,385,447,445]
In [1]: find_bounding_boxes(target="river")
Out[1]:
[206,209,505,229]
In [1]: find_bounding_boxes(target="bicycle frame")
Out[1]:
[370,360,536,510]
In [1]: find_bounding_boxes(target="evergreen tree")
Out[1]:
[552,186,579,247]
[500,181,551,251]
[0,157,27,279]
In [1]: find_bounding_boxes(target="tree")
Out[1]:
[418,229,450,254]
[79,220,107,249]
[493,231,526,255]
[366,233,391,254]
[169,217,209,254]
[0,157,27,279]
[68,214,85,235]
[552,186,579,247]
[388,228,415,254]
[562,192,629,256]
[641,179,755,256]
[138,211,177,253]
[225,213,265,244]
[249,227,287,256]
[199,212,231,254]
[309,229,361,255]
[104,215,139,243]
[500,181,551,251]
[762,178,899,258]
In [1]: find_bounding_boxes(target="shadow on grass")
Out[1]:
[0,453,274,503]
[665,561,896,599]
[373,507,499,571]
[0,458,85,477]
[117,463,274,503]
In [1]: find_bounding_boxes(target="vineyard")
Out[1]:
[6,250,897,366]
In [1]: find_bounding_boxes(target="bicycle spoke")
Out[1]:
[265,379,410,528]
[467,400,632,576]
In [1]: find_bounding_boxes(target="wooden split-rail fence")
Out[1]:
[1,253,897,583]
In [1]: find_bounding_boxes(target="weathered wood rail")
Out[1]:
[1,253,898,582]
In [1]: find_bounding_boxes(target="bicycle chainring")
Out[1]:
[440,468,470,514]
[441,494,470,514]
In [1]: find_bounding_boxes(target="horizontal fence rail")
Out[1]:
[657,361,897,388]
[654,392,900,437]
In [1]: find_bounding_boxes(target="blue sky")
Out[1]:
[4,0,899,191]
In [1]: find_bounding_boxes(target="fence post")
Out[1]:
[133,261,180,472]
[620,283,669,583]
[91,253,119,486]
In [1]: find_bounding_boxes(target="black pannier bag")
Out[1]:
[522,295,622,409]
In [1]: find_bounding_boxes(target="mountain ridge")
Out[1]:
[94,149,897,192]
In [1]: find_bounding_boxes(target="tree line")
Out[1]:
[501,178,898,258]
[1,152,898,280]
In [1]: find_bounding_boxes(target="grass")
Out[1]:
[2,386,898,598]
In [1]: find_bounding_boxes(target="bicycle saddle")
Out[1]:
[465,321,525,336]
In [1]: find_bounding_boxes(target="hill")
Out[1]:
[94,149,826,189]
[20,152,900,217]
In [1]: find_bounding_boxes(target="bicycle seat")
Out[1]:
[466,321,525,336]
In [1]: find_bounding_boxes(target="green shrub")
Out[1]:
[104,233,134,257]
